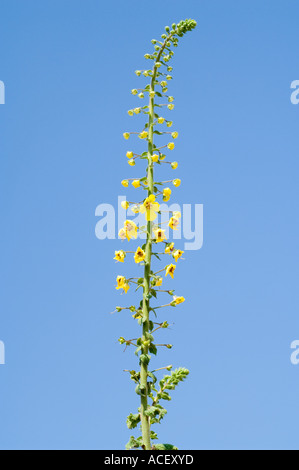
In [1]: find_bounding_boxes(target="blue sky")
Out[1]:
[0,0,299,450]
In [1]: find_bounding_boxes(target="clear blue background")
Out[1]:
[0,0,299,450]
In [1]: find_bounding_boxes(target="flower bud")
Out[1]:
[131,89,138,95]
[128,159,135,166]
[139,130,148,139]
[171,161,178,169]
[173,179,181,187]
[132,180,141,188]
[126,151,134,159]
[123,132,130,140]
[131,204,140,214]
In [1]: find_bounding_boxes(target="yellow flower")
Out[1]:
[118,228,126,240]
[123,283,130,293]
[128,159,135,166]
[168,96,174,103]
[124,220,138,240]
[116,276,130,293]
[116,275,125,288]
[140,194,160,221]
[152,154,159,163]
[173,295,185,305]
[165,242,174,254]
[163,187,172,202]
[132,179,141,188]
[159,154,166,161]
[173,179,181,187]
[168,104,175,110]
[149,91,156,98]
[160,81,167,87]
[165,264,176,279]
[135,70,141,76]
[131,89,138,95]
[172,249,184,262]
[155,277,163,287]
[134,107,141,114]
[138,92,144,99]
[172,132,179,139]
[153,228,167,243]
[121,180,129,187]
[123,132,130,140]
[168,216,180,230]
[134,247,146,264]
[157,117,165,124]
[114,250,126,263]
[121,201,130,210]
[173,211,181,219]
[171,162,178,169]
[132,311,143,319]
[131,204,140,213]
[128,110,134,116]
[167,142,175,150]
[126,151,134,159]
[139,131,148,139]
[166,121,173,128]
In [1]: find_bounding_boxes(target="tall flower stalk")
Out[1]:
[114,19,197,450]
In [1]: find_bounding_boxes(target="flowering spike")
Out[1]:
[111,19,197,451]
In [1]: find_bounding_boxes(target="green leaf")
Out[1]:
[153,444,178,450]
[149,343,158,355]
[126,413,141,429]
[126,436,142,450]
[150,289,157,298]
[139,354,151,365]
